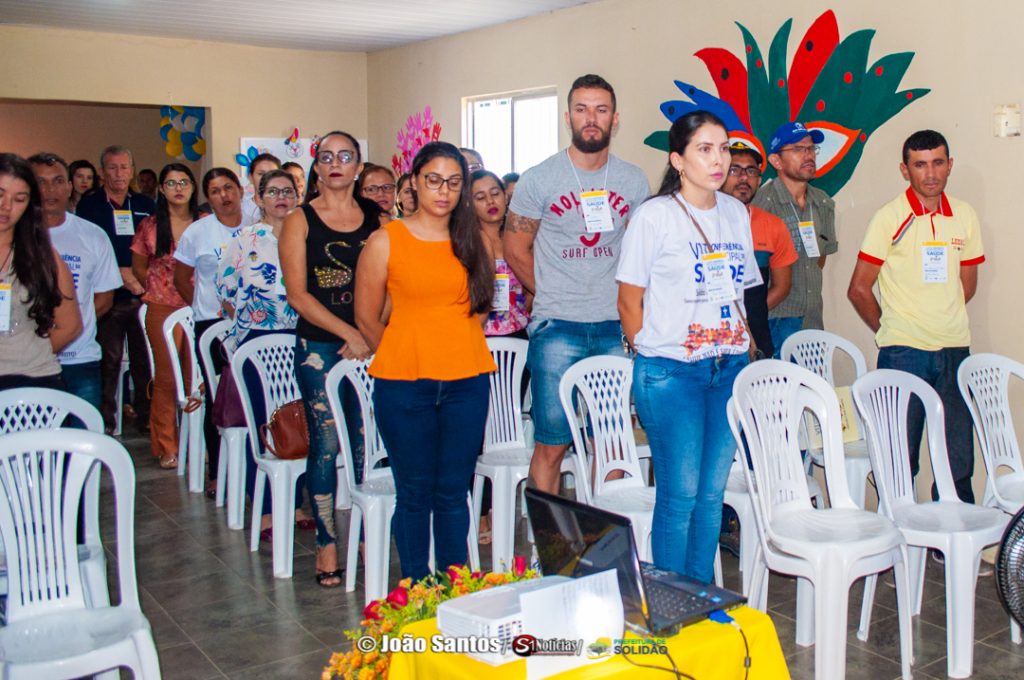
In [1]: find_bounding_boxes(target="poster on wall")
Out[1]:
[237,131,368,194]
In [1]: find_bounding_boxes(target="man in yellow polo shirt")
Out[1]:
[848,130,984,503]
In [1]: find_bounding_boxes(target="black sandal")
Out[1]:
[315,569,343,588]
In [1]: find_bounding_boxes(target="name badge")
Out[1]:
[922,241,948,283]
[492,273,510,312]
[113,210,134,236]
[0,283,12,333]
[798,220,820,258]
[702,252,736,304]
[581,190,614,233]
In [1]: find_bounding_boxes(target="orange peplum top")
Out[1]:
[368,220,496,381]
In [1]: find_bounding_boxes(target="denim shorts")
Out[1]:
[526,318,625,445]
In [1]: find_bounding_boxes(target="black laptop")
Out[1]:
[525,488,745,637]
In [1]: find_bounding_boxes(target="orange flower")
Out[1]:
[399,577,412,589]
[358,667,376,680]
[364,651,379,665]
[381,620,394,633]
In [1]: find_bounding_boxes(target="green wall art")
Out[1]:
[644,10,930,196]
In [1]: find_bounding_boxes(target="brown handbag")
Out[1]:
[258,400,310,460]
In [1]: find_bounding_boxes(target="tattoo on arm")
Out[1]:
[505,213,540,235]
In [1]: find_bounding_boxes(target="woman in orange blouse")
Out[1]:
[356,142,495,580]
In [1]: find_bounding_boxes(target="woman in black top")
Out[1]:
[279,130,380,587]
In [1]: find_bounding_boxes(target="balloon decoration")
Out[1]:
[160,106,207,161]
[392,106,442,176]
[235,145,259,173]
[644,10,929,196]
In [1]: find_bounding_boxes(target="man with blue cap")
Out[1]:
[752,121,837,355]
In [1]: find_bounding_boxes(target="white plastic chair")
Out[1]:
[114,304,155,437]
[326,358,395,603]
[855,369,1012,677]
[198,320,246,529]
[558,356,655,560]
[326,359,479,603]
[138,303,155,375]
[162,306,205,493]
[231,333,306,579]
[958,353,1024,645]
[729,360,913,680]
[0,388,109,610]
[0,429,161,679]
[781,329,874,508]
[475,337,532,572]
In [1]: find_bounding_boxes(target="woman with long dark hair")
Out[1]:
[0,153,82,389]
[617,111,761,583]
[356,141,495,580]
[68,159,99,211]
[131,163,199,468]
[280,130,381,587]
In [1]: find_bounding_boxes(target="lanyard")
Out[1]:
[106,194,132,213]
[566,149,611,196]
[787,196,813,226]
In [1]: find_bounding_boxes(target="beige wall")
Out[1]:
[0,24,367,171]
[0,99,202,181]
[368,0,1024,501]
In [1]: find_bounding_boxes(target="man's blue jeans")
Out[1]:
[60,361,102,411]
[373,374,490,581]
[633,353,747,584]
[877,345,975,503]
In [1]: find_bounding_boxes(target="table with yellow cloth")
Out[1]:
[389,605,789,679]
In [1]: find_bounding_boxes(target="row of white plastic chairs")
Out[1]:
[0,389,161,678]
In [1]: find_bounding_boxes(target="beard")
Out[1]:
[571,124,612,153]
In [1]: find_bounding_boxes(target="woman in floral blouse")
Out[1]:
[215,168,311,539]
[131,163,200,469]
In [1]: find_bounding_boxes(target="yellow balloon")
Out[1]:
[193,139,207,156]
[165,139,183,157]
[166,128,181,144]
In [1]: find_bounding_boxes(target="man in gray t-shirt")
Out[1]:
[505,74,649,494]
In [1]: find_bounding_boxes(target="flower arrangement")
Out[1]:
[323,556,537,680]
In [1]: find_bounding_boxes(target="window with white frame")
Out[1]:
[462,88,559,177]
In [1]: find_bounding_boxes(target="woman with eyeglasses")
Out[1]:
[131,163,200,469]
[280,130,381,588]
[356,163,396,217]
[396,173,416,217]
[216,169,312,540]
[174,168,246,491]
[356,142,495,580]
[617,111,760,584]
[68,159,99,212]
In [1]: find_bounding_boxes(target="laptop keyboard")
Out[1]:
[644,578,710,618]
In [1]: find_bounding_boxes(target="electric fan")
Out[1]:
[997,506,1024,626]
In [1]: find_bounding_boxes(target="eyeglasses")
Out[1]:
[263,187,297,199]
[316,150,356,166]
[422,173,463,191]
[728,166,762,178]
[362,183,395,196]
[162,179,192,190]
[779,144,819,156]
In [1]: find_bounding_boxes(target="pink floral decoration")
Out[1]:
[391,106,442,176]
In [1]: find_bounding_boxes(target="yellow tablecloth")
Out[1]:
[389,605,789,679]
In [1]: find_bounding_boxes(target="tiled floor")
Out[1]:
[103,428,1024,679]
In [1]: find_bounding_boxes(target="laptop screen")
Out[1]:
[525,488,649,632]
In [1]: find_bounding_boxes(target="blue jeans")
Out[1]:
[294,337,364,547]
[374,374,490,581]
[60,361,102,411]
[768,317,804,359]
[526,318,625,445]
[633,353,747,583]
[877,345,974,503]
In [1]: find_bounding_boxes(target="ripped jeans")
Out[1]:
[294,337,364,548]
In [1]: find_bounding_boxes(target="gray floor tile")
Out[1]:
[154,642,225,680]
[148,569,259,615]
[195,620,326,673]
[225,649,332,680]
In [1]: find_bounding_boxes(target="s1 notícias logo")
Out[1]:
[512,634,537,657]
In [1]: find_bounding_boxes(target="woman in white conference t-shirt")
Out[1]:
[616,111,761,585]
[173,167,245,496]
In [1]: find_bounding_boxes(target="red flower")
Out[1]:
[447,565,464,584]
[386,586,408,608]
[471,571,483,580]
[513,555,527,577]
[363,600,383,621]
